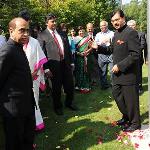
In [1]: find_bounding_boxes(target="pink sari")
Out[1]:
[23,36,48,131]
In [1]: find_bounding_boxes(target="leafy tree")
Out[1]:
[0,0,118,33]
[123,0,147,32]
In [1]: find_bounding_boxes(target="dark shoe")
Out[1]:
[66,105,78,111]
[54,109,64,115]
[116,118,129,126]
[139,89,143,95]
[123,125,141,132]
[121,123,130,130]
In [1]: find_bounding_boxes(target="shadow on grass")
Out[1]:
[142,84,148,93]
[141,111,149,125]
[58,119,121,150]
[142,77,148,85]
[34,87,123,150]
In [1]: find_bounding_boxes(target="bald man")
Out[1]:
[0,17,35,150]
[95,20,114,89]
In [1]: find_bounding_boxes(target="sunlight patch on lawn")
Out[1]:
[61,126,86,142]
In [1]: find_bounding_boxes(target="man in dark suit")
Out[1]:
[0,18,35,150]
[127,20,147,94]
[93,10,141,132]
[38,13,77,115]
[110,10,141,132]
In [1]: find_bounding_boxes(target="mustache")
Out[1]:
[114,23,119,26]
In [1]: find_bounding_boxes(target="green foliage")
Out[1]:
[0,0,117,32]
[123,0,147,32]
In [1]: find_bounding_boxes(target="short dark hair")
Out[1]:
[18,9,30,21]
[45,13,56,23]
[111,9,125,18]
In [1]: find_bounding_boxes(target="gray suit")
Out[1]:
[38,29,74,111]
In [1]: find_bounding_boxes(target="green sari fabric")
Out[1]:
[75,36,94,90]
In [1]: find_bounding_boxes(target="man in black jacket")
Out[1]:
[94,10,141,132]
[0,17,35,150]
[111,10,141,132]
[38,13,77,115]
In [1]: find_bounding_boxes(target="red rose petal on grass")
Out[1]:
[116,135,123,142]
[97,136,103,144]
[138,135,143,140]
[134,143,139,148]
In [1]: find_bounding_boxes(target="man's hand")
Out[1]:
[45,70,53,78]
[70,63,75,71]
[112,64,119,73]
[91,41,98,49]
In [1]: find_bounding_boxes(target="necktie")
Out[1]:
[52,31,64,60]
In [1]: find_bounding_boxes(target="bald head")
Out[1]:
[9,17,29,44]
[86,22,94,34]
[127,20,136,30]
[100,20,108,32]
[9,17,27,30]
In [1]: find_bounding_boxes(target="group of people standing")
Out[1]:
[0,8,147,150]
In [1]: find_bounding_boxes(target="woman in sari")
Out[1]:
[23,36,48,131]
[74,26,93,93]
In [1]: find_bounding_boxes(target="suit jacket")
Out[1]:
[138,32,147,62]
[37,29,73,69]
[0,39,35,117]
[98,24,140,85]
[138,32,147,51]
[112,25,140,85]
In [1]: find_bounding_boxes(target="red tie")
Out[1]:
[52,31,64,60]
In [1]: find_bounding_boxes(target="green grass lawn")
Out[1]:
[0,64,148,150]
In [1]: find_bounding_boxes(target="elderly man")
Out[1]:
[0,17,35,150]
[127,20,147,94]
[95,20,114,89]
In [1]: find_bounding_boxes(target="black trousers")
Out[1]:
[137,56,144,90]
[2,114,35,150]
[48,60,74,110]
[112,84,141,127]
